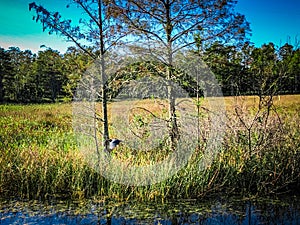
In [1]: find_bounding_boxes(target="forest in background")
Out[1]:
[1,0,299,104]
[1,41,299,103]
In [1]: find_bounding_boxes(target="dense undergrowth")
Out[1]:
[0,96,299,201]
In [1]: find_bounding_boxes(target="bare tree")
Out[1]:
[29,0,129,147]
[110,0,250,149]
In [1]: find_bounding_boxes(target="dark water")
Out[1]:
[0,196,300,225]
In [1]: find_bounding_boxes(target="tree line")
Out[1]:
[0,46,87,103]
[0,41,299,103]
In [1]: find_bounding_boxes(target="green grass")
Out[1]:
[0,96,299,201]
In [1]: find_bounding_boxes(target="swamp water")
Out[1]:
[0,196,299,225]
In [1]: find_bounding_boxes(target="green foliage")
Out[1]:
[34,49,65,102]
[0,40,300,104]
[201,41,300,96]
[107,61,200,99]
[0,46,94,103]
[0,47,13,102]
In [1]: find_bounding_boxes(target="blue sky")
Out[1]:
[0,0,299,53]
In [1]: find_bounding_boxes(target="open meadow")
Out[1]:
[0,95,299,201]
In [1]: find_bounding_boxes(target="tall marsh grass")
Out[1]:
[0,96,299,201]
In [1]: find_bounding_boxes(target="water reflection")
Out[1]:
[0,197,299,225]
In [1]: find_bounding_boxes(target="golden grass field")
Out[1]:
[0,94,299,200]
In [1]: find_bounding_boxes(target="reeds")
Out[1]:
[0,96,299,201]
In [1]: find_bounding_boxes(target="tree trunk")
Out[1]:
[98,0,110,144]
[101,55,109,141]
[165,0,178,150]
[167,67,179,150]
